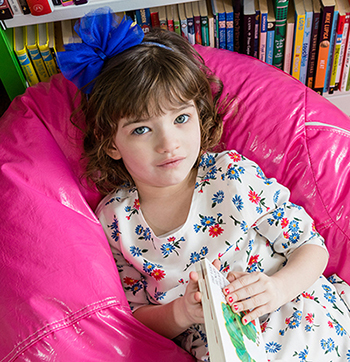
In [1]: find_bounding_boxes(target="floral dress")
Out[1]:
[96,151,350,361]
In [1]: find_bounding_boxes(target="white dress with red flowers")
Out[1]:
[96,151,350,361]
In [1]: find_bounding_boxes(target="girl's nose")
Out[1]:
[155,130,180,154]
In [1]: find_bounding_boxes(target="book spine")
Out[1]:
[254,9,260,57]
[234,0,242,52]
[243,13,255,55]
[15,48,39,86]
[136,9,151,33]
[226,10,234,51]
[180,18,188,39]
[174,18,181,35]
[329,14,344,93]
[27,46,50,82]
[150,10,160,28]
[194,14,202,44]
[26,0,54,15]
[283,19,295,72]
[188,15,195,44]
[339,31,350,90]
[8,0,22,15]
[0,0,14,19]
[291,12,305,80]
[306,11,320,88]
[218,11,226,49]
[259,11,268,61]
[18,0,30,14]
[313,5,334,94]
[61,0,73,6]
[266,22,275,64]
[335,15,349,90]
[273,0,290,69]
[38,43,58,77]
[323,9,338,92]
[201,14,210,45]
[299,11,313,84]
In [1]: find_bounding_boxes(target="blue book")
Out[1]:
[259,0,268,61]
[323,3,338,92]
[299,0,314,84]
[185,2,195,45]
[223,0,234,51]
[266,0,275,64]
[212,0,226,49]
[136,8,151,33]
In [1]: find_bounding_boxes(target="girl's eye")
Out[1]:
[175,114,189,124]
[132,126,150,135]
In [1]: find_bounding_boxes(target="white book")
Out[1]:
[196,258,267,362]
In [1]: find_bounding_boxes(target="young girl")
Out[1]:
[58,8,350,361]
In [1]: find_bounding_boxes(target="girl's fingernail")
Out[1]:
[224,288,230,295]
[228,296,233,304]
[233,304,239,311]
[243,318,248,325]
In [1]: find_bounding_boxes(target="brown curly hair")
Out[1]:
[77,28,226,194]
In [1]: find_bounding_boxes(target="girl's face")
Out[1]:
[108,100,201,191]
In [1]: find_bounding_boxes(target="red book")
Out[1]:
[150,7,160,28]
[26,0,54,15]
[0,0,13,20]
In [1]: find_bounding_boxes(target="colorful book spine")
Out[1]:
[186,2,195,45]
[37,23,58,77]
[158,6,168,30]
[234,0,243,52]
[259,0,268,61]
[18,0,30,14]
[0,0,13,19]
[150,7,161,28]
[266,0,276,64]
[178,3,188,40]
[13,27,39,87]
[193,1,203,44]
[299,0,314,84]
[313,0,335,94]
[284,0,295,72]
[291,0,306,80]
[223,0,234,51]
[254,0,260,57]
[243,0,256,55]
[323,4,338,92]
[306,0,321,88]
[199,0,210,46]
[136,8,151,33]
[8,0,22,15]
[172,5,181,36]
[273,0,290,69]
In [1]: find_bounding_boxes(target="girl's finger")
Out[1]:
[224,272,261,297]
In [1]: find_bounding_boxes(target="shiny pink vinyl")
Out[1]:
[0,46,349,361]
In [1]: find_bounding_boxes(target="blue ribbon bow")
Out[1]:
[56,7,144,93]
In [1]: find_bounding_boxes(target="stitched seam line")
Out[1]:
[2,297,125,362]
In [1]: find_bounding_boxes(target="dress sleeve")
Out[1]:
[96,201,150,312]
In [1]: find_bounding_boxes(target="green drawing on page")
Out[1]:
[221,302,258,362]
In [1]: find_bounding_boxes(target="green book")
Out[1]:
[273,0,290,69]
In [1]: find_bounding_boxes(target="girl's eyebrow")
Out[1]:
[121,103,195,128]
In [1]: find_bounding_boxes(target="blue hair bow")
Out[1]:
[56,7,144,93]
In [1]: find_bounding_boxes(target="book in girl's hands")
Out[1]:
[196,258,267,362]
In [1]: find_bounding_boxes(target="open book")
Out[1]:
[196,258,267,362]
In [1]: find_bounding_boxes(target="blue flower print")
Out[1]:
[194,224,201,233]
[289,220,300,232]
[335,323,346,336]
[324,292,336,303]
[296,347,309,361]
[135,225,143,235]
[265,341,282,353]
[212,190,224,205]
[272,208,284,220]
[143,227,152,241]
[124,206,131,212]
[232,195,244,211]
[205,154,216,167]
[190,252,201,264]
[205,166,218,179]
[322,284,332,292]
[238,166,245,174]
[347,350,350,361]
[240,221,248,233]
[200,246,209,257]
[161,243,175,257]
[305,325,312,332]
[227,166,240,180]
[130,281,143,294]
[201,216,216,227]
[108,218,120,242]
[289,233,300,244]
[256,206,263,214]
[143,260,155,274]
[130,246,142,257]
[273,190,281,203]
[154,288,167,301]
[320,338,335,353]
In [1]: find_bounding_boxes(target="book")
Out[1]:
[299,0,314,84]
[206,0,216,47]
[166,5,175,32]
[185,2,195,44]
[150,7,161,28]
[273,0,290,69]
[26,0,54,15]
[136,8,151,33]
[331,0,350,92]
[291,0,306,80]
[242,0,256,56]
[61,0,73,6]
[212,0,227,49]
[25,25,50,83]
[254,0,260,58]
[306,0,321,88]
[233,0,243,52]
[8,0,22,15]
[196,258,267,362]
[323,1,338,92]
[199,0,210,46]
[37,22,58,77]
[172,4,181,35]
[13,27,39,86]
[259,0,269,61]
[339,19,350,91]
[223,0,234,51]
[0,0,13,19]
[192,1,203,44]
[178,3,189,39]
[284,0,296,72]
[18,0,30,14]
[158,6,168,30]
[266,0,276,64]
[313,0,335,94]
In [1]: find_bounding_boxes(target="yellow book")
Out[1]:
[13,27,39,87]
[291,0,306,79]
[25,25,50,82]
[37,22,58,77]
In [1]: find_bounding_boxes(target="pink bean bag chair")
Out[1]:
[1,45,349,361]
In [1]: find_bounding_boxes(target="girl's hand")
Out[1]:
[177,271,204,327]
[222,270,284,325]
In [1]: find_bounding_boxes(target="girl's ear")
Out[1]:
[107,145,122,160]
